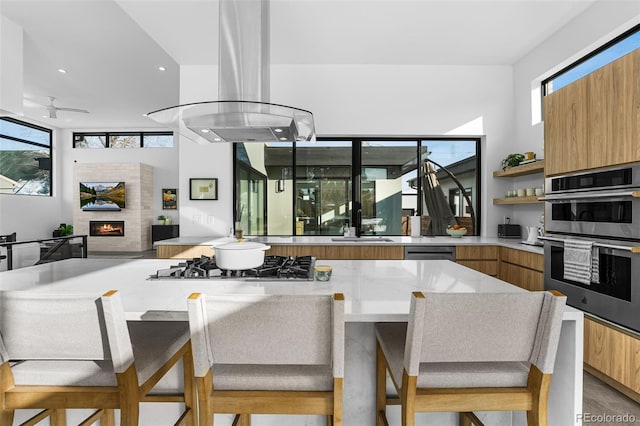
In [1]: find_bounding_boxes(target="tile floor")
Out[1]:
[583,372,640,425]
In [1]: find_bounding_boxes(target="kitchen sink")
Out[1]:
[331,237,394,242]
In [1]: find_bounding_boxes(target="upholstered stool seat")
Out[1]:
[212,364,334,391]
[375,323,531,389]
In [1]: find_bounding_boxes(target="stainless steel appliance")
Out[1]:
[542,164,640,240]
[541,164,640,333]
[541,235,639,332]
[403,246,456,261]
[149,255,316,281]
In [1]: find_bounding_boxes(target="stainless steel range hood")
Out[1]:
[146,0,315,144]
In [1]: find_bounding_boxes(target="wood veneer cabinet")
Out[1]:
[267,245,404,260]
[544,75,588,176]
[157,244,213,259]
[266,245,327,259]
[584,315,640,403]
[544,49,640,176]
[497,247,544,291]
[455,246,498,276]
[587,49,640,169]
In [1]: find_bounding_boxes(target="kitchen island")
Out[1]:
[0,258,581,426]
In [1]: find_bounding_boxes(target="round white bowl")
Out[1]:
[446,228,467,238]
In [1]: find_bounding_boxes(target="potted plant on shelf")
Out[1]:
[157,215,166,225]
[501,153,525,170]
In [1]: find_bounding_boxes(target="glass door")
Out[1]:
[360,141,418,235]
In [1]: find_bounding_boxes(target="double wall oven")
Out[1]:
[540,164,640,333]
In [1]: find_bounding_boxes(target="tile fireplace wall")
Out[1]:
[73,162,153,251]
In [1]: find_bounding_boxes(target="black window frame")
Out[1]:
[233,136,482,236]
[542,23,640,96]
[0,116,53,197]
[73,131,173,148]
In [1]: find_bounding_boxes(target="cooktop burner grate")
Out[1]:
[150,255,316,281]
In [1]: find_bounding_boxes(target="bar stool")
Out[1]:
[187,292,345,426]
[375,291,566,426]
[0,289,196,426]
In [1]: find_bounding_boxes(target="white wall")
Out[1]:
[0,15,23,115]
[177,64,514,237]
[511,0,640,231]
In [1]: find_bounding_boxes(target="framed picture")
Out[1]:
[162,188,177,209]
[190,178,218,200]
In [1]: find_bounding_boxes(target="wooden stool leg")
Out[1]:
[376,343,389,426]
[197,373,214,426]
[239,414,251,426]
[400,372,416,426]
[182,342,197,426]
[50,409,67,426]
[527,365,551,426]
[0,409,15,426]
[101,409,115,426]
[117,366,140,426]
[1,363,15,426]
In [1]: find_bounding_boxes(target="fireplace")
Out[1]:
[90,221,125,237]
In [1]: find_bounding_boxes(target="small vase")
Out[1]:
[158,220,165,225]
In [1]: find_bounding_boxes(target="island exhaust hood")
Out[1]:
[146,0,315,144]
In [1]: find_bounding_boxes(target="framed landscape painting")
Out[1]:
[162,188,177,209]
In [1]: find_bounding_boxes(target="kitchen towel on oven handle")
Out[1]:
[563,239,594,285]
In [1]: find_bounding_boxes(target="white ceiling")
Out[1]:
[1,0,598,130]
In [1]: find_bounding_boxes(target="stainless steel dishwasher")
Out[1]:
[404,246,456,261]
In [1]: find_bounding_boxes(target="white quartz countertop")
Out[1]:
[0,258,576,322]
[156,235,544,254]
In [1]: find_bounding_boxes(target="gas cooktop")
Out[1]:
[149,255,316,281]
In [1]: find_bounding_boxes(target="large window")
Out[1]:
[543,24,639,95]
[73,131,173,148]
[0,117,52,196]
[234,137,480,236]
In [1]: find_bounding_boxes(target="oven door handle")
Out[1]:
[538,191,640,201]
[538,235,640,253]
[539,190,640,201]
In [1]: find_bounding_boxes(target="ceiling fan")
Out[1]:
[32,96,90,119]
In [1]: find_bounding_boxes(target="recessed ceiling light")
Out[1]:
[142,113,148,117]
[274,128,283,133]
[201,129,210,133]
[41,115,48,118]
[214,138,222,142]
[279,137,287,141]
[158,66,166,72]
[57,68,67,74]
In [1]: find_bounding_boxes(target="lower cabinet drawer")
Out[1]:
[498,262,543,291]
[457,260,497,276]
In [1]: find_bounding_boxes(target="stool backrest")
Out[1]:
[188,293,344,377]
[0,290,133,372]
[404,291,566,376]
